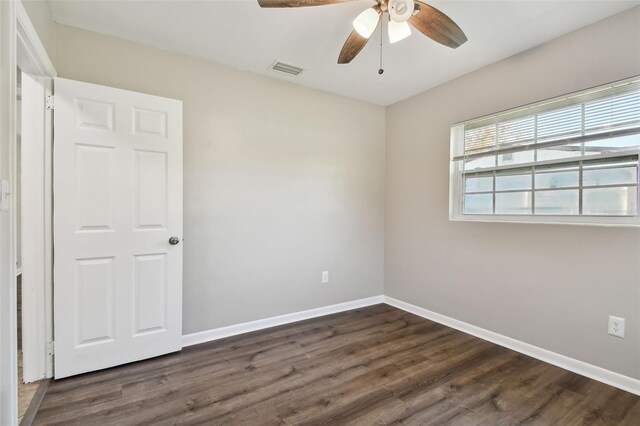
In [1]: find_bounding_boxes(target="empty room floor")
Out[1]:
[33,305,639,425]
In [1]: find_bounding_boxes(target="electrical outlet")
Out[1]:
[322,271,329,284]
[608,316,625,338]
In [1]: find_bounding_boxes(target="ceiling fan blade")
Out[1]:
[337,30,371,64]
[409,1,467,48]
[257,0,354,7]
[338,4,381,64]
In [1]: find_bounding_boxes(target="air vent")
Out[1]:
[270,60,304,76]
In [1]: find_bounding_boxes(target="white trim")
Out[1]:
[20,72,51,383]
[16,267,22,276]
[0,1,19,424]
[42,78,53,379]
[15,1,56,77]
[182,296,385,347]
[15,1,56,383]
[383,296,640,396]
[450,214,640,228]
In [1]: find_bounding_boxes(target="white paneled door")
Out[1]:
[53,78,183,378]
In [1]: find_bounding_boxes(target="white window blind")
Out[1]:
[450,77,640,225]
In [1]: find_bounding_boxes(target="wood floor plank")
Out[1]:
[113,320,448,424]
[33,305,639,425]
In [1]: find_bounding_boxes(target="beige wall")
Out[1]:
[385,7,640,379]
[54,25,386,334]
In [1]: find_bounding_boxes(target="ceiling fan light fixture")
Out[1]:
[388,20,411,44]
[388,0,414,23]
[353,7,380,39]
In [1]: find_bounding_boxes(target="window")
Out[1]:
[450,77,640,226]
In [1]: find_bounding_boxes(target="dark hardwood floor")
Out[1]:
[34,304,639,425]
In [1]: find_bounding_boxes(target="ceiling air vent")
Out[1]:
[270,60,304,76]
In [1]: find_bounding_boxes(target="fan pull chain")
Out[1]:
[378,21,384,75]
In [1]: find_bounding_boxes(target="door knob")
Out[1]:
[169,236,180,245]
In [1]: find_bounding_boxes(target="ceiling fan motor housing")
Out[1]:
[388,0,414,23]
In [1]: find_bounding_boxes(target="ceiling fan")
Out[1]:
[257,0,467,65]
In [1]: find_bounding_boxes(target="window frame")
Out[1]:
[449,77,640,227]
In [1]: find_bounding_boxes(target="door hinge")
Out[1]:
[47,341,55,356]
[46,95,54,110]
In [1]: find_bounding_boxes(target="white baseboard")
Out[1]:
[182,295,385,348]
[180,293,639,396]
[383,296,640,396]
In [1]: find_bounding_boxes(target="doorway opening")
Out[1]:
[0,3,57,424]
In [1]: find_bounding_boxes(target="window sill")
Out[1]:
[449,214,640,227]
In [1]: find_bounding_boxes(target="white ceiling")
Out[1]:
[48,0,640,106]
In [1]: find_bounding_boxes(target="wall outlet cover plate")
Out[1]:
[608,316,625,338]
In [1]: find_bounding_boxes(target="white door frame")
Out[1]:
[21,72,53,383]
[0,1,56,424]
